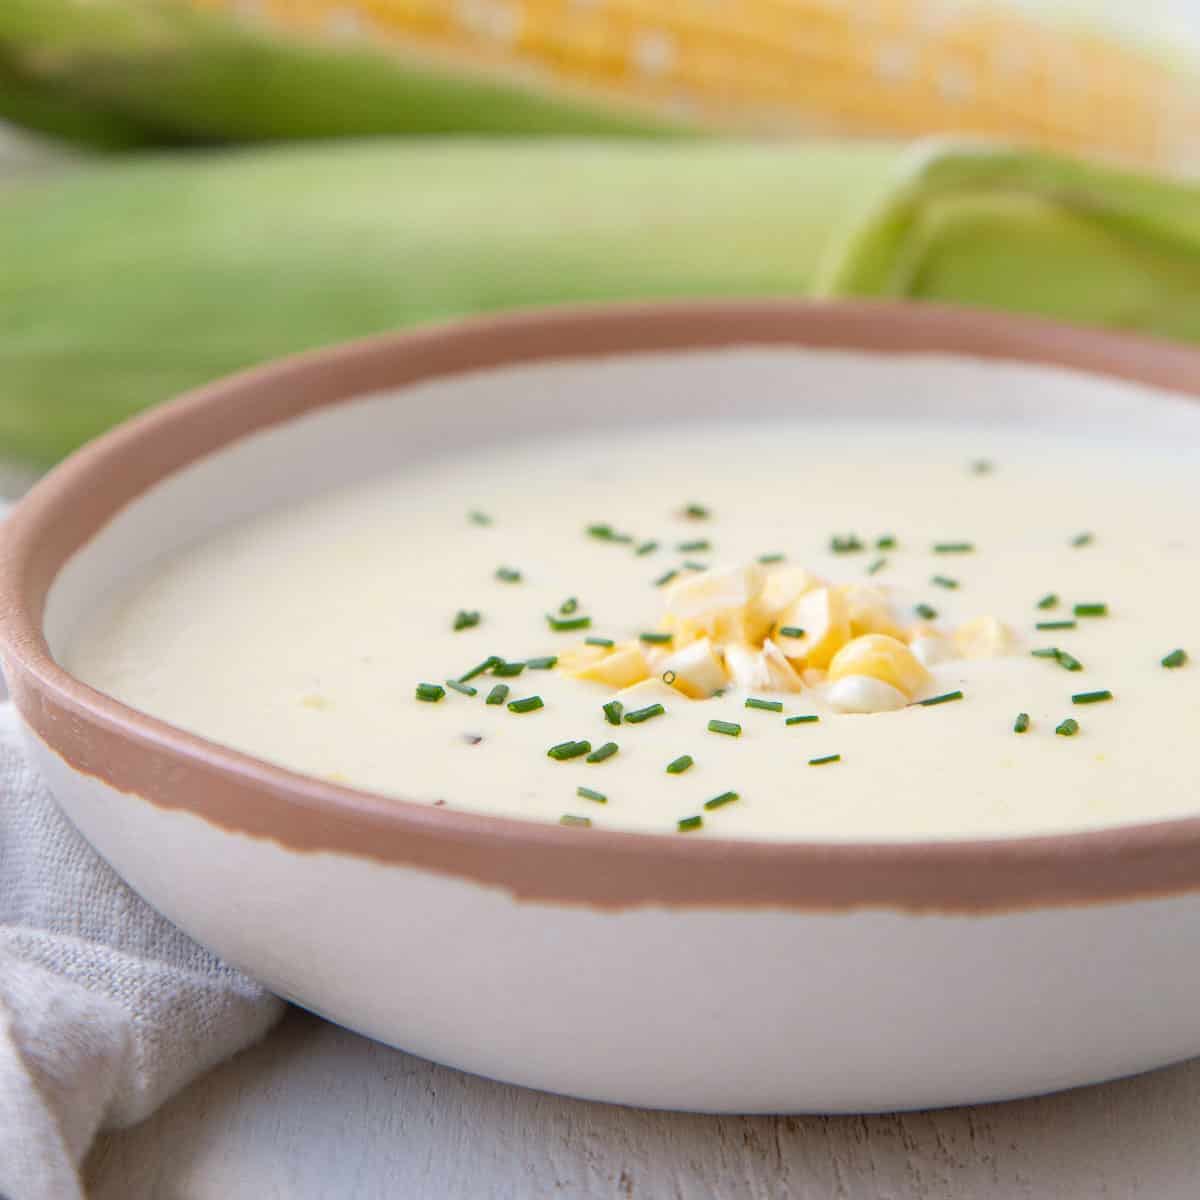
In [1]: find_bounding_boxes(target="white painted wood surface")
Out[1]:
[84,1009,1200,1198]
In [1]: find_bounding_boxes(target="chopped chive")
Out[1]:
[635,540,660,556]
[661,670,677,685]
[876,534,897,550]
[933,542,974,554]
[468,510,491,526]
[1071,532,1093,548]
[919,690,964,707]
[586,523,632,543]
[970,459,993,475]
[785,714,820,725]
[1036,620,1076,630]
[1032,648,1083,671]
[527,656,558,670]
[1162,649,1188,669]
[830,534,863,554]
[453,609,481,631]
[777,626,805,639]
[809,753,841,766]
[703,791,739,811]
[445,679,478,697]
[1072,689,1113,705]
[548,739,591,761]
[1036,593,1059,610]
[459,655,501,682]
[757,553,786,564]
[1014,712,1030,733]
[586,742,619,764]
[576,786,608,804]
[415,683,445,703]
[602,700,624,726]
[683,503,711,520]
[485,684,509,705]
[931,575,959,589]
[654,569,679,588]
[1056,718,1080,736]
[492,660,525,677]
[682,560,709,572]
[745,698,783,713]
[677,539,711,553]
[639,632,673,645]
[914,603,938,620]
[625,703,666,724]
[1074,603,1108,618]
[560,814,591,828]
[677,815,703,833]
[867,557,887,575]
[666,754,694,775]
[586,637,615,648]
[547,614,591,632]
[495,566,522,583]
[707,719,741,738]
[507,695,544,714]
[559,596,579,615]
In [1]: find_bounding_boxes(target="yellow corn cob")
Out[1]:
[191,0,1200,169]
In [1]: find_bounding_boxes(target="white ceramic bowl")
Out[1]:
[4,301,1200,1114]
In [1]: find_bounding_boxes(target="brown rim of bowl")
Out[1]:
[4,299,1200,916]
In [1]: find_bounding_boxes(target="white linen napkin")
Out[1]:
[0,699,285,1200]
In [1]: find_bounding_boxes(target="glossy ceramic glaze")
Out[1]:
[4,302,1200,1112]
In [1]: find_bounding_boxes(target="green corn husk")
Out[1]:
[3,137,1200,466]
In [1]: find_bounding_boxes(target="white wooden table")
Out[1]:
[84,1009,1200,1198]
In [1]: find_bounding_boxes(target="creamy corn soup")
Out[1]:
[69,420,1199,841]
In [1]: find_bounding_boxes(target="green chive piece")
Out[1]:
[587,523,633,543]
[453,609,481,631]
[757,553,786,564]
[682,560,708,572]
[602,700,624,726]
[915,603,938,620]
[1036,593,1059,610]
[495,566,521,583]
[931,575,959,589]
[576,786,608,804]
[547,739,591,761]
[1056,718,1080,736]
[677,815,703,833]
[654,569,679,588]
[1074,603,1108,618]
[485,684,509,705]
[625,703,666,724]
[830,534,863,554]
[547,614,591,632]
[1032,648,1083,671]
[704,791,739,811]
[445,679,477,697]
[415,683,445,703]
[677,539,711,553]
[919,690,964,707]
[707,719,741,737]
[1036,620,1076,631]
[809,753,841,766]
[933,542,974,554]
[468,510,492,526]
[527,656,558,670]
[586,742,619,764]
[1072,532,1094,547]
[560,814,591,828]
[493,660,525,677]
[786,714,820,725]
[661,670,677,686]
[507,696,544,714]
[1163,649,1188,669]
[777,626,805,639]
[971,459,993,475]
[1072,689,1113,705]
[636,540,660,556]
[745,698,783,713]
[876,534,897,550]
[459,655,501,682]
[684,503,711,519]
[666,754,694,775]
[867,557,887,575]
[639,632,673,645]
[1014,712,1030,733]
[586,637,615,648]
[559,596,579,615]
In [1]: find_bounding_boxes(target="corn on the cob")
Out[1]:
[4,0,1200,169]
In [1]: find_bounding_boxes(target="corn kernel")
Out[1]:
[827,633,932,698]
[659,637,728,699]
[777,586,851,669]
[955,616,1012,659]
[567,641,650,688]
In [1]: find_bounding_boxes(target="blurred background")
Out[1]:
[3,0,1200,473]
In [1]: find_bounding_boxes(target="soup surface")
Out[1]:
[68,390,1200,841]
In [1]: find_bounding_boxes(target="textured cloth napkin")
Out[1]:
[0,700,285,1199]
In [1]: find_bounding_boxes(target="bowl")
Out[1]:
[4,301,1200,1114]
